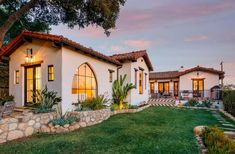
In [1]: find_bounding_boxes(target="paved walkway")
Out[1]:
[148,98,175,107]
[211,111,235,140]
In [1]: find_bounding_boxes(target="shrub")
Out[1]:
[184,99,199,106]
[49,115,79,126]
[0,95,14,106]
[129,105,138,109]
[201,100,212,108]
[32,87,61,113]
[202,127,235,154]
[222,90,235,116]
[110,103,119,111]
[123,102,129,109]
[76,95,109,111]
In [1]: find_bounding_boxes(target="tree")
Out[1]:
[0,0,126,47]
[112,74,136,109]
[0,3,50,46]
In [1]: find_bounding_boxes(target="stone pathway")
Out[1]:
[211,111,235,141]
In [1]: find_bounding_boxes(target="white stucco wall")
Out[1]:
[61,46,118,113]
[119,57,150,105]
[9,40,62,107]
[179,71,220,97]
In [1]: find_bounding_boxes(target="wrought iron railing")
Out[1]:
[150,89,222,100]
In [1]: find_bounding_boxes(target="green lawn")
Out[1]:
[0,107,221,154]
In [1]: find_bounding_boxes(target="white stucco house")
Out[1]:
[0,31,153,113]
[149,66,224,99]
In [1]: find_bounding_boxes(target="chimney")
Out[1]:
[179,66,185,72]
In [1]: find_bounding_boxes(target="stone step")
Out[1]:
[220,127,235,131]
[222,123,235,127]
[224,131,235,139]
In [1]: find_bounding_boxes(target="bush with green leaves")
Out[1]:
[32,87,61,113]
[0,95,14,106]
[201,100,212,108]
[49,114,79,126]
[129,105,138,109]
[222,89,235,116]
[184,99,199,107]
[202,127,235,154]
[110,103,119,111]
[75,95,109,111]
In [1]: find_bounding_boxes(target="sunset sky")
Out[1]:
[51,0,235,84]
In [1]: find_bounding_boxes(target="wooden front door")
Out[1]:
[25,65,41,105]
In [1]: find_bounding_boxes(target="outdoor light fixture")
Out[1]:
[25,48,33,63]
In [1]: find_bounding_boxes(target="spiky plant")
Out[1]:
[112,74,136,109]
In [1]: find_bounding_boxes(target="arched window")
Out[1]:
[72,63,97,101]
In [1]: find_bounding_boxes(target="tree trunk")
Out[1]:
[0,0,6,5]
[0,0,39,47]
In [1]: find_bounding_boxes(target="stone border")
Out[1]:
[219,109,235,122]
[193,126,207,154]
[0,104,151,144]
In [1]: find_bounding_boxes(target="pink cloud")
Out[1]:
[184,35,209,42]
[110,45,123,52]
[116,0,235,32]
[124,39,151,49]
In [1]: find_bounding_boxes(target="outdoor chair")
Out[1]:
[0,101,16,119]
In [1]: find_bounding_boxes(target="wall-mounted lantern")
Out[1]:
[25,48,33,63]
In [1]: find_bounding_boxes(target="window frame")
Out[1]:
[72,63,97,100]
[48,65,54,81]
[15,70,20,84]
[139,70,143,94]
[145,73,147,90]
[108,69,114,83]
[134,68,138,88]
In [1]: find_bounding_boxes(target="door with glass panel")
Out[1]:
[192,79,204,97]
[25,66,41,105]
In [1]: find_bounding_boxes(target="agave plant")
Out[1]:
[112,74,136,109]
[32,86,62,113]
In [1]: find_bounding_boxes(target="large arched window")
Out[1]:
[72,63,97,101]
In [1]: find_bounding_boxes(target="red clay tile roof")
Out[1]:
[149,71,180,80]
[150,66,224,80]
[0,31,121,66]
[110,50,154,71]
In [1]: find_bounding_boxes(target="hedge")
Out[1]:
[222,90,235,116]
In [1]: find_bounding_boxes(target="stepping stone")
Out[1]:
[219,121,230,124]
[224,131,235,139]
[222,124,234,127]
[220,127,235,131]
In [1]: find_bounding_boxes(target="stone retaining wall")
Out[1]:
[69,109,111,128]
[0,105,150,144]
[0,112,57,144]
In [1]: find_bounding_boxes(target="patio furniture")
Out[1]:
[0,101,16,119]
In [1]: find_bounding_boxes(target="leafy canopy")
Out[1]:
[0,0,126,44]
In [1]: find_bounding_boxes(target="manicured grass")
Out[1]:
[0,107,221,154]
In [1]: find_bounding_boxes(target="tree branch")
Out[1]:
[0,0,39,47]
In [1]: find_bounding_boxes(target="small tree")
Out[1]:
[112,74,135,109]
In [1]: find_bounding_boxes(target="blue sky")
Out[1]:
[51,0,235,84]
